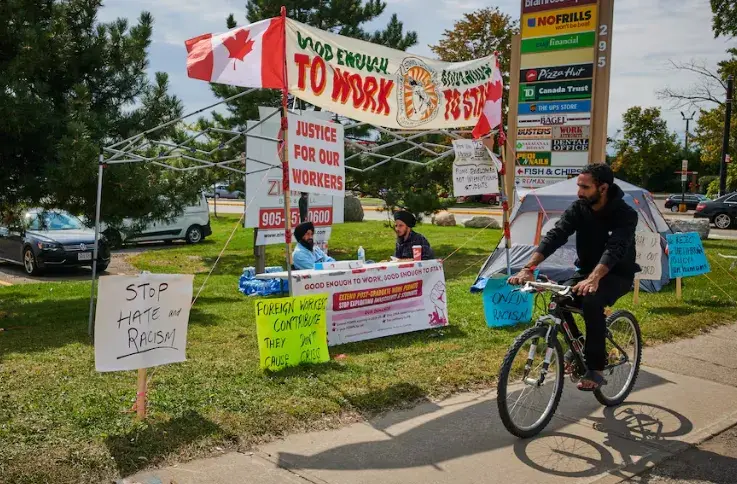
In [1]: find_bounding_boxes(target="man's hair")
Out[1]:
[581,163,614,187]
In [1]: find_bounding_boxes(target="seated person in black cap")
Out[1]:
[393,210,435,261]
[292,221,335,270]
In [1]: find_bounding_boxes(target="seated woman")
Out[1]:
[292,221,335,270]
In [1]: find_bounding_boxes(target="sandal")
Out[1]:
[576,370,607,392]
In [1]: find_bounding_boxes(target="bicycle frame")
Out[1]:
[522,283,632,386]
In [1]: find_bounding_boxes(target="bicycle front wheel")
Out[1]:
[497,326,565,438]
[595,310,642,407]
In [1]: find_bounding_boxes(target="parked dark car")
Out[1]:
[694,192,737,229]
[664,193,710,212]
[0,209,111,276]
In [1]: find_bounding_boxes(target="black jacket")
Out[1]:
[395,231,435,260]
[537,183,640,278]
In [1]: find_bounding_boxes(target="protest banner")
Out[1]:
[286,18,499,129]
[288,112,345,198]
[94,273,194,419]
[667,232,710,279]
[245,115,343,246]
[482,275,535,327]
[452,139,500,197]
[291,260,448,346]
[255,294,330,371]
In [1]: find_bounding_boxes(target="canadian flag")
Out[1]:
[472,59,504,139]
[185,17,285,89]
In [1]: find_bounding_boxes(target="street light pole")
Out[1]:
[680,111,696,210]
[719,75,734,197]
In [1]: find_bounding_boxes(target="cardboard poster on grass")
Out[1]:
[255,294,330,371]
[94,274,194,372]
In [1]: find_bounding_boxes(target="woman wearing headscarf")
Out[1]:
[393,210,435,260]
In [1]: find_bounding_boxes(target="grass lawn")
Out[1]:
[1,216,736,483]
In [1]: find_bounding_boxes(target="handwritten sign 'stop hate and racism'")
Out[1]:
[94,274,194,372]
[255,294,330,371]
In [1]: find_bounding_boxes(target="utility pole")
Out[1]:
[680,111,695,211]
[719,75,734,197]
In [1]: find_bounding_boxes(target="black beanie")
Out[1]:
[393,210,416,228]
[294,221,315,240]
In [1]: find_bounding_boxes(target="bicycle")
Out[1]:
[496,277,642,439]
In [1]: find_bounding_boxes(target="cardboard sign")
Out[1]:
[452,139,500,197]
[288,113,345,198]
[94,274,194,372]
[667,232,711,278]
[255,294,330,371]
[517,151,552,166]
[635,232,662,281]
[482,275,535,327]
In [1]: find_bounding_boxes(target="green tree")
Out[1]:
[711,0,737,38]
[429,7,518,129]
[611,107,681,190]
[0,0,206,227]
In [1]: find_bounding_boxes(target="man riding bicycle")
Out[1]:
[509,163,639,392]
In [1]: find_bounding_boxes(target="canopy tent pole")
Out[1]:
[88,154,105,340]
[281,6,294,297]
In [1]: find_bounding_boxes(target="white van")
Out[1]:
[103,193,212,246]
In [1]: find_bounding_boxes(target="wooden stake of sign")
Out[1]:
[589,0,615,164]
[505,33,522,214]
[633,279,640,305]
[676,277,682,300]
[136,368,147,419]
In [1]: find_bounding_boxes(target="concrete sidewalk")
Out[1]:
[124,324,737,484]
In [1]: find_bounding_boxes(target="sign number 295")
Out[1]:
[598,24,608,68]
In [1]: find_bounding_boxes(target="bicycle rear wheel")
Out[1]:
[497,326,565,438]
[595,310,642,406]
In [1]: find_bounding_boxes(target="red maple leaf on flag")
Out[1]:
[222,29,255,70]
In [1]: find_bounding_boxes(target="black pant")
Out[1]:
[562,272,633,371]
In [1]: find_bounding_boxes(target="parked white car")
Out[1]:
[102,194,212,246]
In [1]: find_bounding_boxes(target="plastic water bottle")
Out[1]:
[357,246,365,262]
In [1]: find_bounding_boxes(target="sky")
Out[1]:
[99,0,735,142]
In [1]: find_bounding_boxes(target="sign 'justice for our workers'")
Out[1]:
[288,113,345,198]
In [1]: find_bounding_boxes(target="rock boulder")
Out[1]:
[432,212,457,227]
[343,196,364,222]
[463,216,501,229]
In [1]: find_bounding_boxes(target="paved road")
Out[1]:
[208,201,737,239]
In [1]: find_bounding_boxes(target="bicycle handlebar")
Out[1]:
[517,280,572,296]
